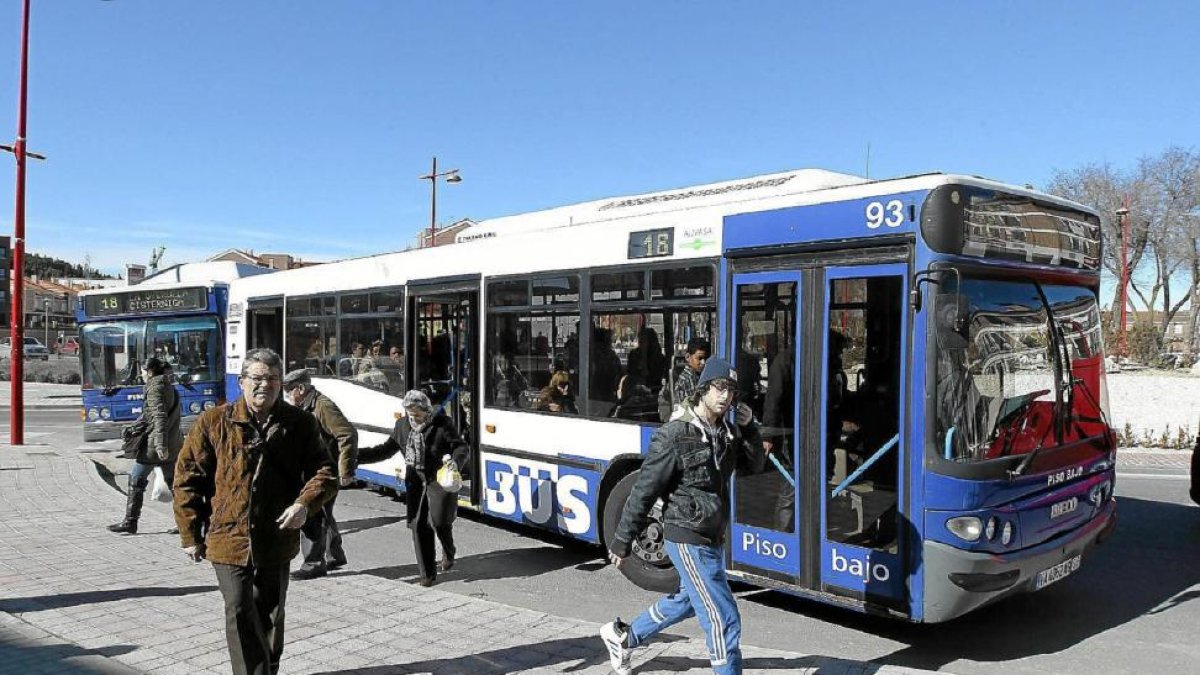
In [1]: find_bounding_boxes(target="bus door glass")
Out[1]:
[410,288,480,506]
[247,299,283,354]
[820,263,908,608]
[729,272,803,582]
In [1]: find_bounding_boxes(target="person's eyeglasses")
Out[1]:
[245,375,280,385]
[709,381,738,398]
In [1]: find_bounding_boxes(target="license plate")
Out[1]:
[1034,554,1081,590]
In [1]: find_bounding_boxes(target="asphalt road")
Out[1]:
[6,407,1199,675]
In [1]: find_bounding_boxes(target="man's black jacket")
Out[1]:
[611,406,764,557]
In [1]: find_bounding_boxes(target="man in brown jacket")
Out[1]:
[282,368,358,579]
[174,348,337,675]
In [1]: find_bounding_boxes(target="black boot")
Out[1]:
[107,474,147,534]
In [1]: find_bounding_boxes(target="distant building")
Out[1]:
[126,263,147,285]
[207,249,316,270]
[416,218,476,249]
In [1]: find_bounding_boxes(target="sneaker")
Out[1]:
[599,619,633,675]
[290,565,327,581]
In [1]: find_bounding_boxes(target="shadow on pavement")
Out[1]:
[0,585,218,613]
[0,639,138,674]
[308,634,854,674]
[354,545,598,585]
[337,515,406,536]
[741,496,1200,671]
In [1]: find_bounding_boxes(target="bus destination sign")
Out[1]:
[84,287,208,317]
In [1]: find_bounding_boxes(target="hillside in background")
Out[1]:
[24,252,117,280]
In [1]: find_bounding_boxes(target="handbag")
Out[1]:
[149,467,172,503]
[120,427,148,460]
[436,455,462,492]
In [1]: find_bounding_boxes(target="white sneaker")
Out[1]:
[600,619,633,675]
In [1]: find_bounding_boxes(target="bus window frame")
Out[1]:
[484,260,719,424]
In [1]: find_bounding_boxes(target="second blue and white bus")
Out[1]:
[226,168,1117,622]
[76,262,273,440]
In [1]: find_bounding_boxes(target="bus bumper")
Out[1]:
[922,498,1116,623]
[83,416,199,443]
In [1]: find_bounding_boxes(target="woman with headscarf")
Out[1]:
[357,390,470,586]
[108,357,183,534]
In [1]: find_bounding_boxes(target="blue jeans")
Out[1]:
[628,541,743,674]
[129,460,173,489]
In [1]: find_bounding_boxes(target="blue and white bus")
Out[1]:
[76,262,273,441]
[226,168,1116,622]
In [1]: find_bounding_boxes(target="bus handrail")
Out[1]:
[831,434,900,498]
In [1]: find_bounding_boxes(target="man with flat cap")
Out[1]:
[282,368,358,579]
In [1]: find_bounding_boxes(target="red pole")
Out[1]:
[9,0,31,445]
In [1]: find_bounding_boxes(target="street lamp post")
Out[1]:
[1115,198,1131,359]
[43,297,50,350]
[417,156,462,248]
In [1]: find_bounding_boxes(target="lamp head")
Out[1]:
[446,171,462,184]
[1115,207,1130,217]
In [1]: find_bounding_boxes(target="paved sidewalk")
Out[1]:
[0,382,81,409]
[0,441,944,675]
[1116,448,1191,470]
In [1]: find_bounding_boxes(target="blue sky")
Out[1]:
[1,1,1197,275]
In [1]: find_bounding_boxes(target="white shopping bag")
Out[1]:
[150,467,172,503]
[437,455,462,492]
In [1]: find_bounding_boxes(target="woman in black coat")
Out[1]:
[358,389,470,586]
[108,357,183,534]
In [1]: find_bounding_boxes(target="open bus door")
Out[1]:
[246,298,283,353]
[407,280,481,509]
[729,259,910,614]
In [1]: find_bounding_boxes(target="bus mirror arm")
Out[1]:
[910,270,939,312]
[911,268,962,315]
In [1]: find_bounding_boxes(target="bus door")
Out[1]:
[818,263,908,611]
[729,262,910,609]
[246,298,283,353]
[407,282,481,508]
[729,271,804,585]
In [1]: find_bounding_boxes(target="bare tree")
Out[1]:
[1046,147,1200,361]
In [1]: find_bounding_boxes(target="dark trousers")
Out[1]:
[300,493,344,568]
[407,474,456,579]
[213,561,290,675]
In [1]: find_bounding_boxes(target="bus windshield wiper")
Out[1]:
[1030,280,1070,445]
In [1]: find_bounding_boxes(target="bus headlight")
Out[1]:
[947,516,983,542]
[202,400,216,410]
[985,516,998,541]
[99,408,111,420]
[188,401,202,414]
[87,408,99,421]
[1001,521,1014,546]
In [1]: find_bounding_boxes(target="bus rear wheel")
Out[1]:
[602,471,680,594]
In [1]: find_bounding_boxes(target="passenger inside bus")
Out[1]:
[610,374,659,422]
[589,327,622,416]
[624,327,666,394]
[534,370,578,414]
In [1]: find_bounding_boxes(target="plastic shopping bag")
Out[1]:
[436,455,462,492]
[150,467,172,503]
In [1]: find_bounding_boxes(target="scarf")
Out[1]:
[406,420,427,472]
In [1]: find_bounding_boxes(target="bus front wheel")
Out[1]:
[602,471,680,594]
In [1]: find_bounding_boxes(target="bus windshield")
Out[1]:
[935,276,1109,467]
[81,316,221,389]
